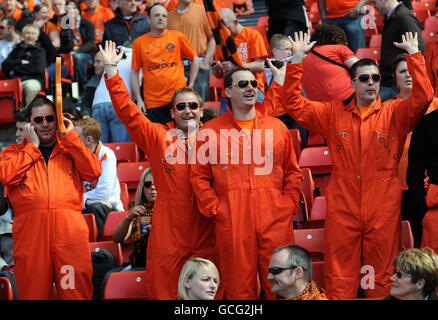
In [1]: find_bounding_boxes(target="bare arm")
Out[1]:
[130,69,146,113]
[188,55,199,88]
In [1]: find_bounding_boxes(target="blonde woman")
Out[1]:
[178,257,220,300]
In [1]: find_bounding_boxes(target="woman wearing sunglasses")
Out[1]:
[113,168,156,269]
[385,247,438,300]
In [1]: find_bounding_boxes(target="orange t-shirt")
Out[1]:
[325,0,358,19]
[234,116,255,136]
[167,3,213,58]
[26,0,36,11]
[358,105,373,118]
[1,8,22,21]
[132,30,196,108]
[82,4,115,43]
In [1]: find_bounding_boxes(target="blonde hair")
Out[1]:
[177,257,220,300]
[134,167,153,206]
[393,247,438,296]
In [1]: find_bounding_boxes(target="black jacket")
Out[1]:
[265,0,306,25]
[102,7,150,47]
[380,3,425,87]
[59,16,95,55]
[1,42,47,86]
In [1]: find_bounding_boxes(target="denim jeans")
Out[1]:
[324,16,366,53]
[219,88,265,114]
[92,102,132,143]
[184,64,211,103]
[46,63,67,81]
[73,52,94,89]
[379,85,399,102]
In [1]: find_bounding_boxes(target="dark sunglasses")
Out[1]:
[231,80,258,89]
[268,265,298,275]
[175,102,200,111]
[354,73,381,83]
[32,115,55,123]
[63,112,76,120]
[144,181,153,188]
[0,25,12,30]
[394,269,412,279]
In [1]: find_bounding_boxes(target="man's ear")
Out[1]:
[224,87,232,98]
[170,107,175,119]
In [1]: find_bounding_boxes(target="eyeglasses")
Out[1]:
[230,80,258,89]
[174,102,200,111]
[394,269,412,279]
[354,73,381,83]
[63,112,76,120]
[144,181,153,188]
[268,265,298,275]
[32,115,55,123]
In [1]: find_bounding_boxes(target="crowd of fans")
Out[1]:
[0,0,438,301]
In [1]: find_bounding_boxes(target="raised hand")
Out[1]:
[23,122,39,147]
[266,58,286,86]
[98,40,125,66]
[393,32,419,55]
[288,31,316,63]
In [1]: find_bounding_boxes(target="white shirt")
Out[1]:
[0,40,15,65]
[83,143,124,211]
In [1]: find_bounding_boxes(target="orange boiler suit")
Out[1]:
[104,71,218,299]
[190,110,303,299]
[279,51,434,299]
[0,130,102,300]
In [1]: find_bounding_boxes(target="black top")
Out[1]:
[39,143,56,165]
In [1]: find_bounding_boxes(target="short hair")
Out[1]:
[146,3,166,16]
[391,53,406,78]
[349,58,379,80]
[21,23,40,38]
[270,34,290,50]
[74,117,102,143]
[33,3,48,13]
[135,167,153,206]
[393,247,438,296]
[177,257,220,300]
[170,87,202,108]
[224,66,252,88]
[1,17,16,27]
[14,110,27,123]
[273,245,312,281]
[25,95,56,120]
[200,107,220,123]
[310,23,348,46]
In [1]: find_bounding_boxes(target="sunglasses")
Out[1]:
[394,270,412,279]
[230,80,258,89]
[174,102,200,111]
[63,112,76,120]
[0,25,12,30]
[354,73,381,83]
[144,181,153,188]
[268,265,298,275]
[32,115,55,123]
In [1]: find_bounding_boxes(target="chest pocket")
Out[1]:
[329,129,350,165]
[373,130,400,170]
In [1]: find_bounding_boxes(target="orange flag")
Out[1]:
[56,57,66,133]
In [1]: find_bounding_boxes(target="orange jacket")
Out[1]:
[104,72,216,299]
[280,51,434,299]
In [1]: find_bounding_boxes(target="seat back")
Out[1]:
[100,211,128,241]
[119,182,130,210]
[369,34,382,48]
[0,277,14,300]
[102,270,148,300]
[209,74,223,102]
[301,167,315,212]
[355,47,380,63]
[413,9,431,23]
[293,191,309,229]
[0,78,22,123]
[104,141,140,164]
[306,132,326,147]
[90,241,124,267]
[83,213,98,242]
[294,228,325,261]
[298,146,332,175]
[424,16,438,31]
[422,30,437,45]
[117,161,150,204]
[312,261,325,290]
[202,101,221,112]
[61,53,75,78]
[304,196,326,229]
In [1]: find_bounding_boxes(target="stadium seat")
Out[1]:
[0,78,22,124]
[293,191,310,229]
[83,213,98,242]
[369,34,382,48]
[307,132,326,147]
[100,211,128,241]
[117,161,150,204]
[422,30,437,44]
[412,1,435,14]
[401,220,414,251]
[301,167,315,213]
[298,146,332,195]
[289,129,302,160]
[102,270,148,300]
[104,141,140,164]
[202,101,220,112]
[364,22,378,44]
[355,47,380,63]
[424,16,438,32]
[256,15,269,27]
[90,241,124,267]
[0,277,14,300]
[58,53,79,99]
[294,228,325,261]
[209,74,223,102]
[307,10,321,25]
[309,1,318,12]
[413,9,431,24]
[312,261,325,290]
[304,196,326,229]
[119,182,130,210]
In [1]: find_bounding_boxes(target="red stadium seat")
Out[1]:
[119,182,130,210]
[100,211,128,241]
[257,15,269,27]
[369,34,382,48]
[117,161,150,204]
[294,191,310,229]
[104,141,140,164]
[413,9,431,24]
[301,167,315,213]
[304,196,326,229]
[412,1,435,14]
[0,277,14,300]
[202,101,220,112]
[307,132,326,147]
[401,220,414,251]
[0,78,22,123]
[294,228,325,261]
[209,74,223,102]
[422,30,437,44]
[298,146,332,195]
[83,213,98,242]
[312,261,325,290]
[102,270,148,300]
[308,10,321,25]
[90,241,123,267]
[289,129,302,160]
[355,47,380,63]
[424,16,438,32]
